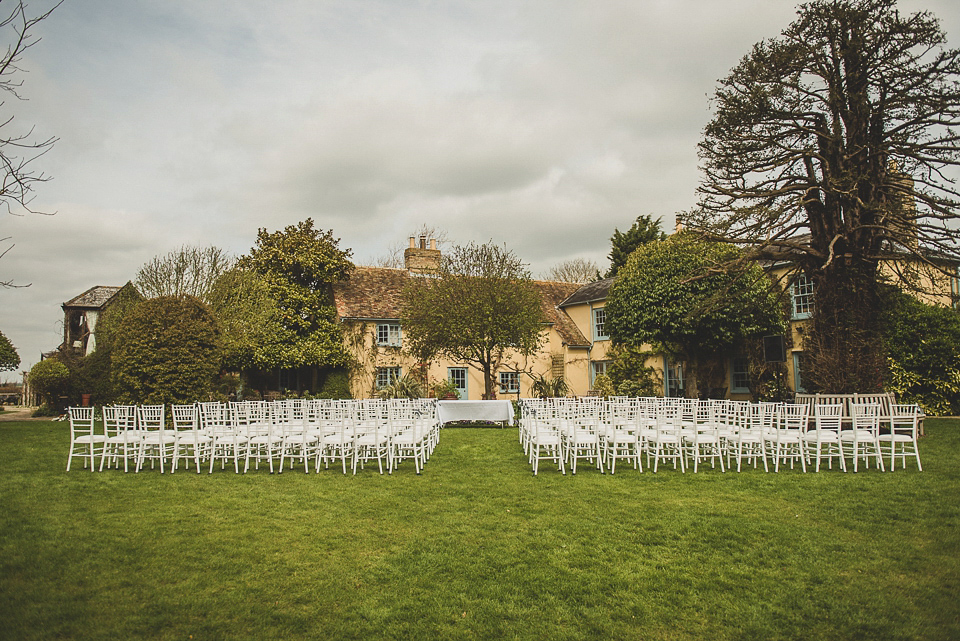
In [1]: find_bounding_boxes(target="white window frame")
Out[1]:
[730,356,750,394]
[791,274,814,320]
[376,322,402,347]
[592,307,608,341]
[499,371,519,394]
[376,366,401,389]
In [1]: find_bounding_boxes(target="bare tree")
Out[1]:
[0,0,62,288]
[544,257,601,284]
[135,245,234,301]
[691,0,960,392]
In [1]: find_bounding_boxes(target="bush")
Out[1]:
[317,368,352,399]
[377,373,424,400]
[591,374,615,398]
[880,287,960,415]
[32,404,62,418]
[112,295,224,405]
[530,374,568,398]
[607,344,661,397]
[28,359,71,411]
[430,378,461,399]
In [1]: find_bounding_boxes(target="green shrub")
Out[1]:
[376,372,423,400]
[880,286,960,415]
[28,359,71,411]
[317,368,352,399]
[430,378,461,399]
[530,374,568,398]
[32,404,62,418]
[592,374,615,398]
[607,344,661,397]
[112,295,224,405]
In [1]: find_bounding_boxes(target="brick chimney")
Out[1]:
[404,236,442,274]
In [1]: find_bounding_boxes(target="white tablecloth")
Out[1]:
[437,400,514,426]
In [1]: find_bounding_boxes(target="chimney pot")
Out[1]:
[419,235,427,249]
[409,237,416,249]
[429,238,436,250]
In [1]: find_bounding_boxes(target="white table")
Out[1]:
[437,400,514,426]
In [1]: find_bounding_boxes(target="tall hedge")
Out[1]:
[112,295,224,405]
[880,286,960,415]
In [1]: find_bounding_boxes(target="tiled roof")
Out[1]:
[333,267,409,320]
[63,286,123,309]
[559,278,614,308]
[332,267,590,346]
[533,280,590,347]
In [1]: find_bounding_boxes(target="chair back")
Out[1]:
[172,404,198,431]
[779,403,809,433]
[852,403,880,435]
[814,403,843,432]
[68,406,96,439]
[137,405,166,433]
[102,405,122,438]
[890,404,920,435]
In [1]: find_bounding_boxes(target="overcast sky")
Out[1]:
[1,0,958,377]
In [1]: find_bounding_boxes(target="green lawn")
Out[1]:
[1,419,958,640]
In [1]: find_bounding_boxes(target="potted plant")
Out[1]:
[431,379,460,400]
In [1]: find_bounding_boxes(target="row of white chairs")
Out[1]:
[519,397,924,475]
[65,398,440,475]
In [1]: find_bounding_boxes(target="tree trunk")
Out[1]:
[482,363,495,400]
[685,356,700,400]
[804,256,885,393]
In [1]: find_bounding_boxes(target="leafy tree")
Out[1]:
[606,214,666,278]
[401,241,547,399]
[111,296,223,405]
[207,267,287,371]
[692,0,960,392]
[0,329,19,371]
[0,0,62,288]
[238,219,354,385]
[880,286,960,415]
[605,233,785,398]
[28,358,69,411]
[545,257,601,284]
[135,245,233,301]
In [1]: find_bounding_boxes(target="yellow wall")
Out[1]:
[343,320,589,400]
[344,255,957,400]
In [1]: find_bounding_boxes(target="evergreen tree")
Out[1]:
[606,215,666,278]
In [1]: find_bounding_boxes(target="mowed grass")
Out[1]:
[1,419,958,640]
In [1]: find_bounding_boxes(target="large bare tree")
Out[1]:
[0,0,61,288]
[691,0,960,392]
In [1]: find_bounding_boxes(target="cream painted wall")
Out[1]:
[343,320,587,400]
